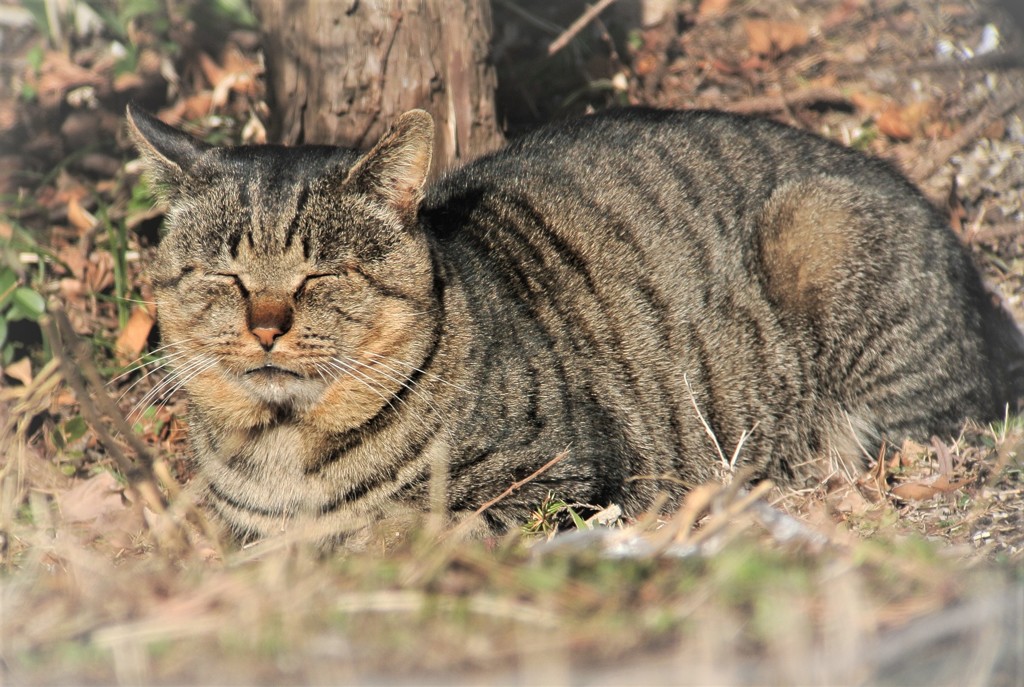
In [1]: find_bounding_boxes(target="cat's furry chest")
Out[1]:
[202,423,329,511]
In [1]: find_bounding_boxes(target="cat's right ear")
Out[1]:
[125,103,210,198]
[342,109,434,216]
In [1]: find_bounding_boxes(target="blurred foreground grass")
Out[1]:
[2,390,1022,685]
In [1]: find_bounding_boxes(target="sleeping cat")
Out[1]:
[126,104,1020,542]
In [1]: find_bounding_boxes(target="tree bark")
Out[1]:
[252,0,503,174]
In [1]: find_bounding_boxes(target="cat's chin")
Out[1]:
[240,365,323,407]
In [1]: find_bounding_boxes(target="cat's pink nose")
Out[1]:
[251,326,283,349]
[248,297,293,351]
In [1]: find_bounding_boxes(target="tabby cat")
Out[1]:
[126,104,1020,542]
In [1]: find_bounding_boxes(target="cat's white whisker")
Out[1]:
[342,354,455,443]
[361,350,470,394]
[326,357,401,416]
[311,361,330,385]
[139,355,221,422]
[107,336,207,386]
[113,342,220,405]
[126,353,218,423]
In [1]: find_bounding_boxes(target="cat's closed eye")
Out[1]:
[211,272,248,295]
[295,273,340,299]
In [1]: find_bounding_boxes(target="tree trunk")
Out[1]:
[252,0,503,174]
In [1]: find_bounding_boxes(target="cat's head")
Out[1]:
[126,105,438,432]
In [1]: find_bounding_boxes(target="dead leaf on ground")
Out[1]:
[84,250,115,293]
[59,471,128,523]
[222,46,261,97]
[113,71,146,92]
[33,50,105,108]
[197,52,226,90]
[876,101,937,140]
[698,0,732,20]
[115,306,155,363]
[58,471,146,548]
[822,0,868,30]
[59,278,88,308]
[744,19,810,56]
[851,91,888,114]
[180,92,214,121]
[832,482,876,513]
[3,357,33,386]
[897,439,931,467]
[891,474,967,501]
[52,169,90,206]
[67,197,97,233]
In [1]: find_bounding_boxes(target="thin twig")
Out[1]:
[729,421,760,469]
[683,373,728,468]
[687,480,775,547]
[471,450,569,519]
[43,308,196,552]
[43,313,153,492]
[547,0,618,56]
[718,87,849,115]
[51,308,158,470]
[440,449,569,545]
[910,81,1024,184]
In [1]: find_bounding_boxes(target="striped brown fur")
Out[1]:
[126,105,1022,542]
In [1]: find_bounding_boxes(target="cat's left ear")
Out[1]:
[125,103,211,199]
[344,110,434,215]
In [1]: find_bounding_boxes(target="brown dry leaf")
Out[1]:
[983,118,1007,140]
[222,46,261,97]
[58,471,145,548]
[59,278,87,306]
[891,482,941,501]
[898,439,930,467]
[85,250,115,293]
[4,357,33,386]
[891,474,966,501]
[115,306,155,363]
[52,170,90,206]
[634,53,660,77]
[809,74,838,89]
[197,52,226,90]
[877,101,935,140]
[698,0,732,19]
[181,92,214,121]
[59,471,127,523]
[34,50,104,108]
[57,246,87,279]
[833,482,875,512]
[113,71,145,92]
[823,0,867,30]
[851,91,888,115]
[740,55,765,72]
[744,19,810,56]
[709,58,740,76]
[67,196,97,233]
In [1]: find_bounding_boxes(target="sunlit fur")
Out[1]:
[126,105,1022,543]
